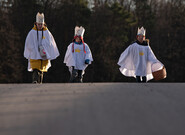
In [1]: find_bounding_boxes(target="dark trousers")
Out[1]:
[69,67,83,83]
[136,76,147,83]
[32,69,43,84]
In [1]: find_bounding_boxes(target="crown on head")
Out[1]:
[36,12,44,24]
[74,26,85,38]
[137,26,146,36]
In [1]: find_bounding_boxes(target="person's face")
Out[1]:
[137,35,145,43]
[75,37,81,43]
[36,23,44,30]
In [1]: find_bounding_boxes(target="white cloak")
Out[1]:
[118,42,163,81]
[64,42,93,70]
[24,28,59,71]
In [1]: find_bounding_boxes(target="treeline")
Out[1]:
[0,0,185,83]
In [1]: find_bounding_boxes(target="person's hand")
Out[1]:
[85,59,90,64]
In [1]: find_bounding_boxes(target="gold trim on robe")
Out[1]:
[32,24,48,31]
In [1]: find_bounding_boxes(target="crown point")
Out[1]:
[137,26,146,36]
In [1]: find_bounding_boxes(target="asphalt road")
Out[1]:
[0,83,185,135]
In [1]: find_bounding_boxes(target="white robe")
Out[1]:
[24,28,59,71]
[64,42,93,70]
[118,42,163,81]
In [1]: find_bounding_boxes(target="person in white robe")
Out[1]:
[118,26,163,82]
[24,12,59,83]
[64,26,93,82]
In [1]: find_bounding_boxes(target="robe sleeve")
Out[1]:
[64,44,75,67]
[85,44,93,64]
[117,45,136,77]
[24,31,35,59]
[147,46,164,72]
[118,45,135,70]
[42,30,59,60]
[147,46,158,63]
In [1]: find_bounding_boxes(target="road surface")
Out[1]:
[0,83,185,135]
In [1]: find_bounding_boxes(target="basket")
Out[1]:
[152,66,167,81]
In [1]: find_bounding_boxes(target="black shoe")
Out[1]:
[32,81,38,84]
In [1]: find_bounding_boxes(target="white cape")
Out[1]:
[24,28,59,71]
[64,43,93,70]
[118,42,163,81]
[24,29,59,60]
